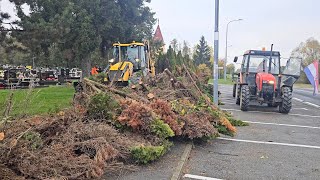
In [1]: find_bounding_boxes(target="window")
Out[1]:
[248,55,280,74]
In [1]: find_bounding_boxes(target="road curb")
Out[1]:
[171,143,193,180]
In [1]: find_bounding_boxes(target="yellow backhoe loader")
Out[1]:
[104,41,155,86]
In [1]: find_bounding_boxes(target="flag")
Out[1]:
[304,60,319,95]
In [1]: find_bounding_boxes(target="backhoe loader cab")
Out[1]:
[105,41,155,86]
[233,45,302,114]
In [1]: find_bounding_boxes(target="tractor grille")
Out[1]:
[262,83,274,100]
[262,84,274,92]
[108,71,122,81]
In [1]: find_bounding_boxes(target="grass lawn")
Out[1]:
[0,86,75,118]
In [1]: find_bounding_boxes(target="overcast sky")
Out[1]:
[149,0,320,63]
[1,0,320,64]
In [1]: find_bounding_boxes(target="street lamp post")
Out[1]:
[213,0,219,105]
[224,19,243,80]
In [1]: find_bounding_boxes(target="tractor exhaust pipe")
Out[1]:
[268,44,273,73]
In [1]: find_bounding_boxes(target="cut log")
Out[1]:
[84,78,149,103]
[0,132,4,141]
[164,68,197,100]
[139,81,149,92]
[182,64,218,110]
[147,93,155,100]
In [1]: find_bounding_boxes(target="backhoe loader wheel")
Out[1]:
[279,87,292,114]
[236,85,241,105]
[240,85,250,111]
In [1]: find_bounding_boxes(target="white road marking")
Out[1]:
[289,113,320,118]
[183,174,223,180]
[293,107,309,110]
[243,121,320,130]
[293,98,320,108]
[217,137,320,149]
[293,97,304,102]
[304,102,320,108]
[222,108,320,118]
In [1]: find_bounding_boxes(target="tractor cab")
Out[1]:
[233,45,302,114]
[105,41,155,86]
[238,50,281,97]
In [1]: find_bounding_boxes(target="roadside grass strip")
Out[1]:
[218,137,320,150]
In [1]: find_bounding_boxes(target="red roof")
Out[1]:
[153,25,164,42]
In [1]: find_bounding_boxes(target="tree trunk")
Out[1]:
[81,57,91,78]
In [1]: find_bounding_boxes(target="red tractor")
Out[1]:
[233,45,302,114]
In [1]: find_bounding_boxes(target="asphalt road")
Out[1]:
[183,85,320,180]
[293,88,320,107]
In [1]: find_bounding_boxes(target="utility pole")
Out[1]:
[224,19,243,80]
[213,0,219,105]
[33,56,35,68]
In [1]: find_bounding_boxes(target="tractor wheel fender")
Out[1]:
[281,85,293,92]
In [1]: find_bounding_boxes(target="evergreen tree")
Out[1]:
[166,45,176,70]
[170,38,178,53]
[193,36,211,66]
[176,50,183,67]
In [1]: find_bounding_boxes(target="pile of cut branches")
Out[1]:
[0,67,244,179]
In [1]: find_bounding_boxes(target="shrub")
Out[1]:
[131,140,172,164]
[151,119,175,139]
[23,131,43,150]
[228,118,249,127]
[87,93,120,120]
[131,145,166,164]
[151,99,183,135]
[182,112,218,139]
[117,101,153,132]
[216,125,234,137]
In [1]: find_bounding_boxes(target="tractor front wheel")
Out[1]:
[240,85,250,111]
[236,85,241,105]
[279,87,292,114]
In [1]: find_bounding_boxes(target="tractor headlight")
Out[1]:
[109,59,115,63]
[135,59,140,62]
[263,80,275,84]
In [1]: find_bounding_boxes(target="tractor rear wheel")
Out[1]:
[240,85,250,111]
[279,87,292,114]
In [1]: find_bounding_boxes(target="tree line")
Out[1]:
[1,0,155,76]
